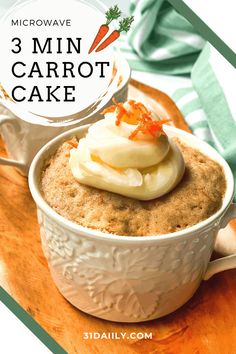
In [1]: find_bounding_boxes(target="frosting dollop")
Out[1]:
[69,100,185,200]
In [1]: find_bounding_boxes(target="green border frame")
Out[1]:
[0,287,67,354]
[168,0,236,68]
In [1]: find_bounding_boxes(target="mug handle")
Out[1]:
[0,115,25,169]
[204,203,236,280]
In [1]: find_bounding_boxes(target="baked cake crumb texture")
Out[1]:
[41,138,226,236]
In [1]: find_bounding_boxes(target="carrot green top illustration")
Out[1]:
[88,5,122,54]
[95,16,134,52]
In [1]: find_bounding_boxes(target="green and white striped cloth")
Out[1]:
[118,0,236,200]
[117,0,205,75]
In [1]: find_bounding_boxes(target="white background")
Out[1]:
[0,301,51,354]
[183,0,236,53]
[0,0,235,353]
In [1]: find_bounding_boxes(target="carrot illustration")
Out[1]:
[95,16,134,53]
[88,5,121,54]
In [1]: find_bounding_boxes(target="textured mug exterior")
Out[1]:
[29,125,235,323]
[37,208,218,322]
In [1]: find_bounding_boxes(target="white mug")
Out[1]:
[0,56,130,176]
[0,108,68,175]
[29,124,236,322]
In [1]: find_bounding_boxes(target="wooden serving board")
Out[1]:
[1,81,236,354]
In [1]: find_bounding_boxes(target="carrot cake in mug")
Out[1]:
[41,100,226,236]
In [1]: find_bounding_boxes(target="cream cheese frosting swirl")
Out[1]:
[69,101,185,200]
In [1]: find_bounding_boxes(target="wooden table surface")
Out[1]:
[1,80,236,354]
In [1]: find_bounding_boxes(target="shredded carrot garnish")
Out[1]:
[67,139,78,149]
[100,106,116,115]
[129,118,170,140]
[101,99,170,140]
[101,98,129,125]
[116,102,128,126]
